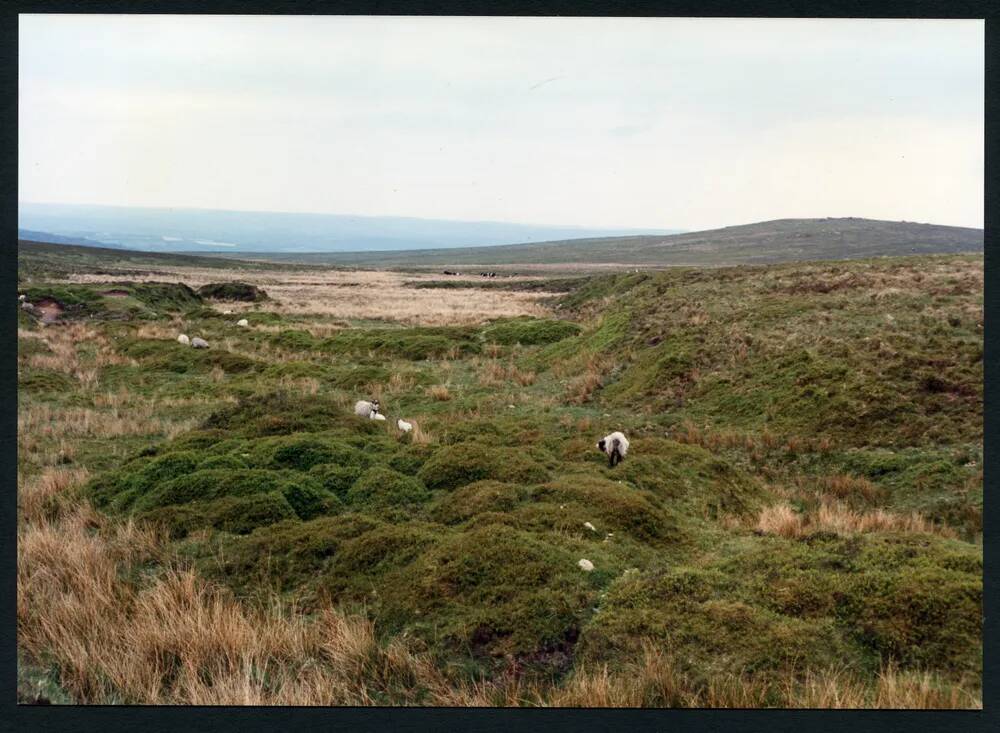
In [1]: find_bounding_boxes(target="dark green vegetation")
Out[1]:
[197,281,269,301]
[19,282,203,321]
[21,252,982,700]
[235,218,983,269]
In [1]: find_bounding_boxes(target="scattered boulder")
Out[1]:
[177,334,190,345]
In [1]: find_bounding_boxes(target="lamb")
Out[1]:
[177,334,190,345]
[597,431,630,467]
[370,412,387,421]
[190,337,210,349]
[397,419,413,433]
[354,399,380,418]
[236,318,249,327]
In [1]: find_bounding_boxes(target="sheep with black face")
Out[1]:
[597,431,629,467]
[354,399,380,418]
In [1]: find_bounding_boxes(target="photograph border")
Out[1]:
[2,2,994,731]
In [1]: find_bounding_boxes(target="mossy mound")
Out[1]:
[480,317,582,346]
[319,326,480,360]
[197,281,268,301]
[117,338,261,375]
[616,439,768,517]
[377,524,597,664]
[581,531,981,681]
[532,475,683,546]
[139,492,298,539]
[416,443,550,490]
[431,481,531,525]
[346,466,431,513]
[270,329,316,350]
[20,282,201,321]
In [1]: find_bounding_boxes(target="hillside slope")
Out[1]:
[252,218,983,268]
[17,239,307,281]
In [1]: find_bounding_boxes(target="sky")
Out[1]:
[19,15,984,231]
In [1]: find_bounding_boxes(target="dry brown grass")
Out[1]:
[427,384,452,402]
[538,646,979,709]
[63,268,558,326]
[755,502,957,539]
[407,420,433,445]
[18,467,91,525]
[477,361,537,388]
[564,358,611,404]
[815,473,884,503]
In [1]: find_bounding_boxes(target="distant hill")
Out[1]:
[17,202,677,253]
[17,239,305,282]
[239,218,983,268]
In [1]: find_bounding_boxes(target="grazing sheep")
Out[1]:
[354,399,380,418]
[578,559,595,572]
[370,412,387,421]
[18,294,26,301]
[222,310,233,315]
[397,419,413,433]
[597,431,630,467]
[20,301,34,311]
[190,337,210,349]
[236,318,249,327]
[177,334,190,346]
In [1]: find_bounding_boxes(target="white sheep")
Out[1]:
[370,412,387,421]
[578,559,595,572]
[354,399,380,418]
[177,334,190,346]
[597,431,630,467]
[397,419,413,433]
[236,318,249,327]
[18,294,26,301]
[190,337,210,349]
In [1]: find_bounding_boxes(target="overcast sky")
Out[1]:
[19,15,984,231]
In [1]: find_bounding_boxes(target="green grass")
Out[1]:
[20,251,983,702]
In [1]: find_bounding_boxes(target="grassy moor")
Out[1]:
[17,243,982,707]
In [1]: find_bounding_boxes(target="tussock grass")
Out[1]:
[755,501,956,539]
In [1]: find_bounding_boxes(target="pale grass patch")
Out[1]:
[60,268,557,326]
[478,360,508,388]
[874,666,982,709]
[136,323,180,340]
[755,502,956,539]
[409,421,433,445]
[387,371,416,394]
[75,368,100,390]
[18,499,460,705]
[565,360,607,404]
[427,384,452,401]
[275,376,320,396]
[815,473,883,503]
[18,467,91,525]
